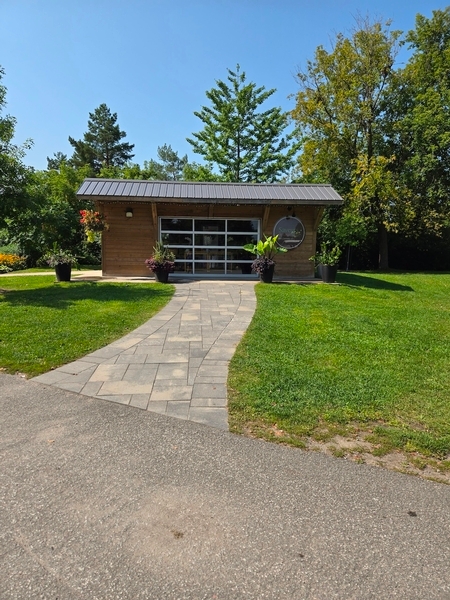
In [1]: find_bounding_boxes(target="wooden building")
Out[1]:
[76,179,343,278]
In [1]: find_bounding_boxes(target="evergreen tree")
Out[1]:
[47,151,68,170]
[69,103,134,174]
[187,66,298,182]
[143,144,189,180]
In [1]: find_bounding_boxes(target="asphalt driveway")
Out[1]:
[1,373,449,599]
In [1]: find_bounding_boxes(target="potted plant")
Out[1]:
[243,235,287,283]
[42,243,78,282]
[145,242,175,283]
[310,244,342,283]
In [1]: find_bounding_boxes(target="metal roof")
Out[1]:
[77,178,343,205]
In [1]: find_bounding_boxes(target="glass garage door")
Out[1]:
[160,218,260,276]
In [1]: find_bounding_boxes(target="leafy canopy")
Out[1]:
[292,17,403,268]
[385,7,450,236]
[0,66,33,228]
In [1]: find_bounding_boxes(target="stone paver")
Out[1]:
[33,281,257,430]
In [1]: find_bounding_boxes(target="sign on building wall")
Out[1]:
[273,217,306,250]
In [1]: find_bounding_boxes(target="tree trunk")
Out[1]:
[378,223,389,270]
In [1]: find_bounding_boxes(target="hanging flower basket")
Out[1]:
[80,210,109,243]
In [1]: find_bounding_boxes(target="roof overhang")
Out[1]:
[76,178,344,206]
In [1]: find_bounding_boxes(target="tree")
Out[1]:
[182,161,220,182]
[385,8,450,238]
[152,144,188,180]
[69,103,134,174]
[6,163,92,264]
[140,144,188,181]
[47,151,68,170]
[292,18,402,268]
[0,66,32,228]
[187,65,299,182]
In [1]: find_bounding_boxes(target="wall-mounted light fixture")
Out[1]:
[286,206,292,219]
[125,208,133,218]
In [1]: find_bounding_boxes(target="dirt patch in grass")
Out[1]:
[228,274,450,485]
[236,421,450,485]
[305,436,450,485]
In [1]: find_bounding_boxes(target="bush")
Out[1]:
[0,253,27,273]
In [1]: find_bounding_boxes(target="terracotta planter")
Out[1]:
[320,264,338,283]
[55,263,71,282]
[154,270,169,283]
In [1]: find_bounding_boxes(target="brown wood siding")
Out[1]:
[262,206,316,278]
[100,201,318,278]
[100,202,155,276]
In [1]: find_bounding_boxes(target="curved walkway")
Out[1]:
[33,281,257,430]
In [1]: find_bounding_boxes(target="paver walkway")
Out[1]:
[33,281,256,430]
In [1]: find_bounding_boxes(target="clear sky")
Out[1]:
[0,0,445,170]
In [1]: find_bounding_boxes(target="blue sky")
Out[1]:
[0,0,444,170]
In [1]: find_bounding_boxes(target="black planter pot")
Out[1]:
[55,263,71,282]
[260,264,275,283]
[320,264,338,283]
[154,270,169,283]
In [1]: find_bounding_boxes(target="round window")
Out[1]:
[273,217,305,250]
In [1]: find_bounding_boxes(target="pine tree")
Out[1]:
[69,103,134,174]
[187,66,298,183]
[143,144,188,180]
[47,151,68,170]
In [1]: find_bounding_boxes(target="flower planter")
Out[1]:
[154,270,169,283]
[55,263,72,282]
[260,264,275,283]
[243,235,287,284]
[320,264,338,283]
[145,242,175,282]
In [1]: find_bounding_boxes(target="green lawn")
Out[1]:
[11,265,102,273]
[228,272,450,464]
[0,275,174,377]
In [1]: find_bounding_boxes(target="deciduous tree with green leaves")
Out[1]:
[181,161,219,182]
[0,66,33,228]
[384,8,450,238]
[68,103,134,174]
[6,163,92,264]
[187,65,299,183]
[292,18,402,269]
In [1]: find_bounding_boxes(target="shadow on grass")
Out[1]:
[337,272,414,291]
[0,281,174,309]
